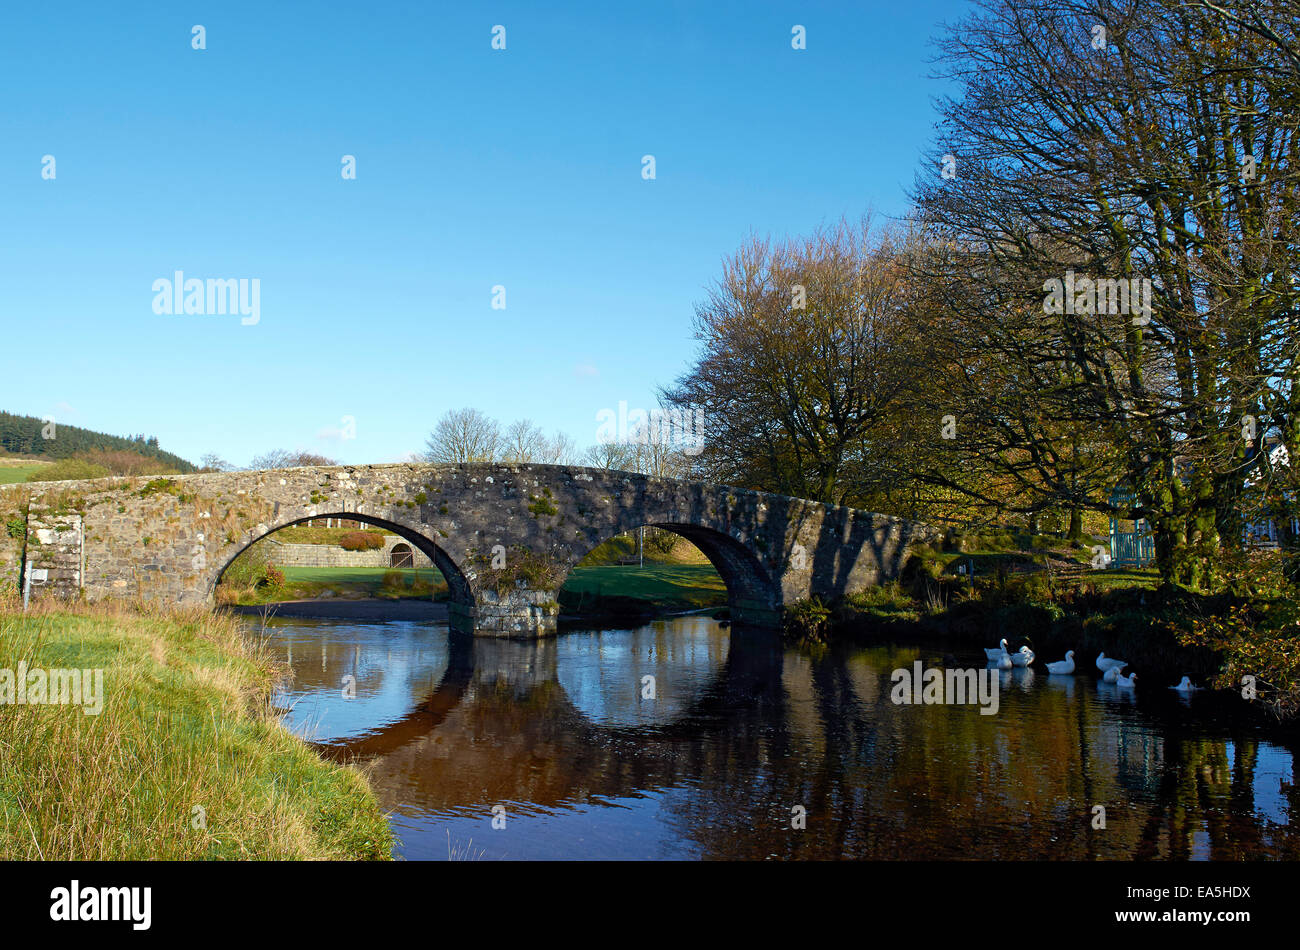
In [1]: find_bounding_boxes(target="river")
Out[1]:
[254,614,1299,860]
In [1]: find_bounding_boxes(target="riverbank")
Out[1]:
[219,565,447,607]
[558,563,727,619]
[786,564,1300,719]
[0,596,394,859]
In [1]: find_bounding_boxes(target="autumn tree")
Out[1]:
[911,0,1300,588]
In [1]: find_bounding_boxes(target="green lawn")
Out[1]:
[223,565,447,606]
[931,549,1160,591]
[560,563,728,613]
[281,566,440,585]
[0,464,47,484]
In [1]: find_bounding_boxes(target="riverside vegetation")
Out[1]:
[782,531,1300,719]
[0,591,394,859]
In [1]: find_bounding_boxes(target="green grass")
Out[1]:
[222,565,447,606]
[0,600,394,859]
[578,531,711,567]
[0,464,46,484]
[281,566,437,585]
[925,546,1160,592]
[559,563,727,613]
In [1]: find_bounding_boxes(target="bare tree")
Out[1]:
[542,430,580,465]
[199,453,233,472]
[501,419,547,463]
[250,449,337,469]
[423,408,500,463]
[585,441,636,470]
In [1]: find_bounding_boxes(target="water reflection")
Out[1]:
[255,616,1300,861]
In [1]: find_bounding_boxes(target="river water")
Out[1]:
[256,615,1299,860]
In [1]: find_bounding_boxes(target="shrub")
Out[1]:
[259,564,286,590]
[472,546,564,594]
[25,458,110,483]
[221,542,272,589]
[339,531,385,551]
[381,570,407,591]
[783,597,832,642]
[645,528,678,555]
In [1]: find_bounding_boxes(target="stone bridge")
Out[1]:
[0,463,935,636]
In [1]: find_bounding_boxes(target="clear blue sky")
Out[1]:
[0,0,967,467]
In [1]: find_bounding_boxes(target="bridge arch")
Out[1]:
[559,520,780,628]
[210,511,474,626]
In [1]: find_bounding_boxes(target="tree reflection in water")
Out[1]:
[258,616,1300,860]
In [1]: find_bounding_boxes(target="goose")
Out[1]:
[1171,676,1199,692]
[1096,651,1127,673]
[1115,671,1138,688]
[983,638,1010,661]
[1045,650,1075,675]
[1102,662,1128,683]
[1011,646,1034,667]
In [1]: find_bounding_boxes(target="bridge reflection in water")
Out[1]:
[260,617,1300,861]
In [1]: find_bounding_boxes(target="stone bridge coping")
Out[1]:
[7,461,912,524]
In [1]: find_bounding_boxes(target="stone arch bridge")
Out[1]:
[0,463,935,637]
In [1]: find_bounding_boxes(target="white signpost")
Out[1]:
[22,564,48,612]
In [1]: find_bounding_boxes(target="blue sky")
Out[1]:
[0,0,966,467]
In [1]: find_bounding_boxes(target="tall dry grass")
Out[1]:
[0,593,393,860]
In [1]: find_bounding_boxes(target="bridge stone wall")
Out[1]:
[0,463,937,636]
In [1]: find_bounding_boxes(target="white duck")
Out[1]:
[1103,662,1128,683]
[1011,646,1034,667]
[1045,650,1075,675]
[983,638,1010,662]
[1115,671,1138,688]
[1171,676,1200,692]
[1096,651,1127,673]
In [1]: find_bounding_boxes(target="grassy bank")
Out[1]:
[558,564,728,617]
[218,564,447,606]
[0,597,394,859]
[0,459,49,484]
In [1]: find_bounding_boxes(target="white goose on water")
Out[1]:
[1116,671,1138,688]
[1045,650,1075,675]
[1096,651,1127,673]
[1011,646,1034,667]
[1103,662,1128,683]
[990,652,1013,670]
[1171,676,1200,692]
[983,638,1010,662]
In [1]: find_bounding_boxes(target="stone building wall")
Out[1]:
[259,535,433,569]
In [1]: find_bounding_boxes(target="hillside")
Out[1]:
[0,411,196,473]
